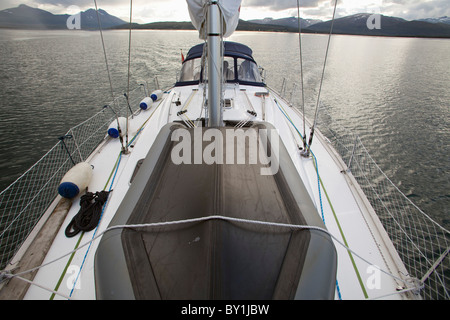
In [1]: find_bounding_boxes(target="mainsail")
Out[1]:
[187,0,242,38]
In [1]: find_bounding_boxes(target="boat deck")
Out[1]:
[7,84,412,300]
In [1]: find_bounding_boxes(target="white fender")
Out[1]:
[107,117,127,138]
[150,90,163,102]
[58,162,93,199]
[139,97,153,110]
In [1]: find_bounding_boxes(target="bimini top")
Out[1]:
[185,41,255,61]
[175,41,265,87]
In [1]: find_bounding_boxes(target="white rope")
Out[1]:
[2,274,71,300]
[2,215,423,299]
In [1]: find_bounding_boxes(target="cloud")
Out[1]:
[243,0,450,20]
[380,0,450,20]
[243,0,326,11]
[32,0,173,7]
[18,0,187,22]
[2,0,449,21]
[33,0,121,6]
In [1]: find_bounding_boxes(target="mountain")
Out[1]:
[78,9,127,29]
[304,13,450,38]
[248,17,322,29]
[1,5,449,38]
[118,14,450,38]
[116,21,195,31]
[0,4,126,29]
[0,4,67,28]
[417,16,450,25]
[236,19,298,32]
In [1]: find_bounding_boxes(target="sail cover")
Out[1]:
[187,0,242,39]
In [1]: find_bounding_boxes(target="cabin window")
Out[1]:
[177,56,263,85]
[223,57,235,81]
[237,58,262,83]
[178,58,202,82]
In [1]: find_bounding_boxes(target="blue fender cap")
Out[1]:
[58,182,80,199]
[108,127,120,138]
[140,102,148,110]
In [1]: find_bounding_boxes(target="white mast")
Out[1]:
[186,0,242,127]
[206,1,222,127]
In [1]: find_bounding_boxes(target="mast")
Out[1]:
[186,0,241,127]
[206,1,223,127]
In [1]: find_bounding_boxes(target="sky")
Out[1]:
[1,0,449,23]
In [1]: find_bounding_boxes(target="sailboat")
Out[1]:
[0,0,448,300]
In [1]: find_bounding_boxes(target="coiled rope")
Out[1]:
[64,190,110,238]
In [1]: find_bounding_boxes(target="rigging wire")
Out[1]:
[125,0,134,151]
[93,0,115,105]
[93,0,127,153]
[126,0,133,99]
[296,0,307,150]
[305,0,338,157]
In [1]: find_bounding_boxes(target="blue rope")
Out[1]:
[273,98,342,300]
[68,152,122,298]
[310,151,325,222]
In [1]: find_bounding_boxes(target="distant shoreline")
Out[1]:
[110,20,450,39]
[1,26,449,39]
